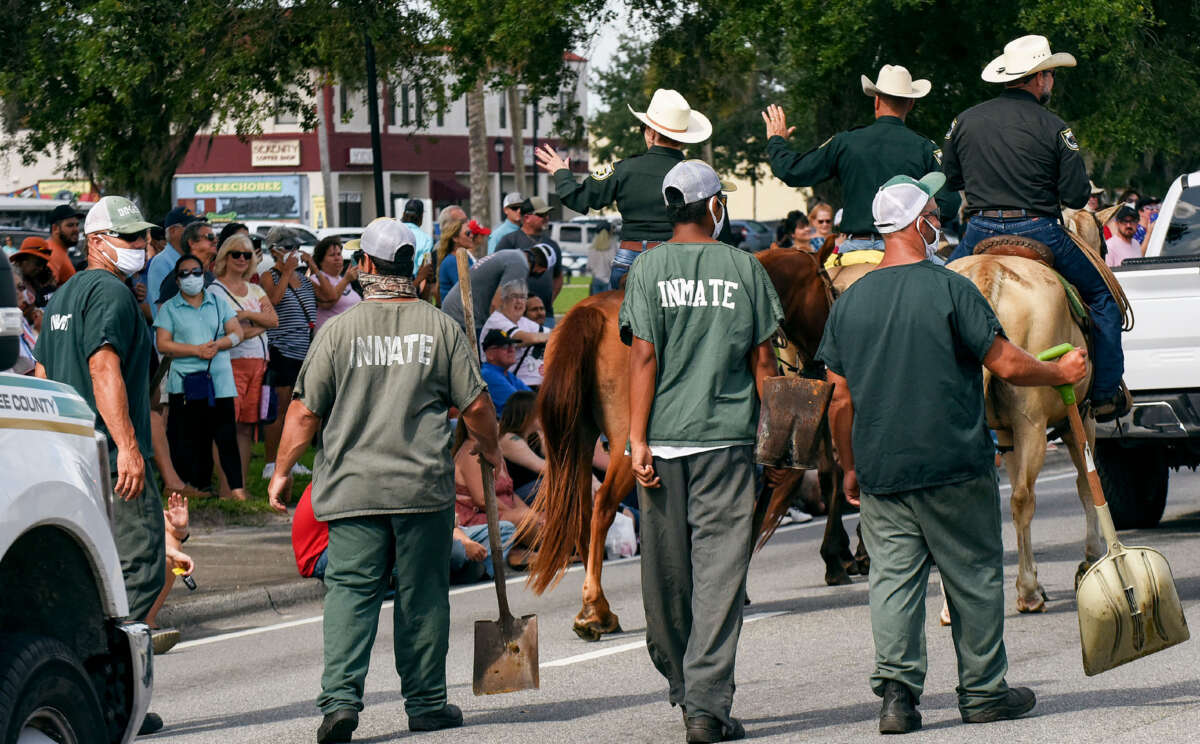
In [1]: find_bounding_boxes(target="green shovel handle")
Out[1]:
[1036,343,1077,405]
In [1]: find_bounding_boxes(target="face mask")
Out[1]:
[179,274,205,296]
[100,236,147,276]
[917,217,941,261]
[709,196,727,240]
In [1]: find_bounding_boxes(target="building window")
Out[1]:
[415,85,424,124]
[339,192,363,226]
[436,104,444,128]
[386,85,396,126]
[401,84,411,126]
[499,93,507,129]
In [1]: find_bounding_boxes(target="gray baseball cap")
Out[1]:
[265,225,304,249]
[661,160,736,206]
[503,192,525,208]
[83,196,157,235]
[520,196,552,216]
[361,218,416,263]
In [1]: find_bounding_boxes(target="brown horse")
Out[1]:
[522,247,860,641]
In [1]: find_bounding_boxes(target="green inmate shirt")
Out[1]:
[33,269,154,465]
[619,241,783,446]
[294,300,487,521]
[815,262,1004,494]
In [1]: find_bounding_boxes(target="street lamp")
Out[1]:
[493,138,506,180]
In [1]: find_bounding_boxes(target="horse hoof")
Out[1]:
[825,571,853,587]
[1074,561,1094,591]
[1016,598,1046,613]
[572,623,603,642]
[844,561,861,576]
[856,558,871,575]
[939,608,952,627]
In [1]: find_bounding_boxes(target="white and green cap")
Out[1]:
[83,196,157,235]
[661,159,736,207]
[872,172,945,234]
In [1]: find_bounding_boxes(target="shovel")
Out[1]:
[1038,344,1189,676]
[455,247,540,695]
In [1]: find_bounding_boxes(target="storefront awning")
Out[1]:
[431,177,470,203]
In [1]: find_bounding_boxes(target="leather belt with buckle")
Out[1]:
[619,240,662,252]
[971,208,1048,219]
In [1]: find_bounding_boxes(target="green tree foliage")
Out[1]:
[605,0,1200,195]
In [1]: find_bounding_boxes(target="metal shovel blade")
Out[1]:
[473,614,540,695]
[1077,506,1190,676]
[754,376,833,470]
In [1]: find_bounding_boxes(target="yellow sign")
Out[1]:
[312,195,327,230]
[194,181,283,194]
[251,139,301,167]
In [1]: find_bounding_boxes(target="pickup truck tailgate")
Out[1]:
[1116,261,1200,391]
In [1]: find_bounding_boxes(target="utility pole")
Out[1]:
[364,31,386,219]
[531,98,539,196]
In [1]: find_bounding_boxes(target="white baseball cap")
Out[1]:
[83,196,157,235]
[661,159,736,207]
[503,192,524,208]
[872,173,945,234]
[360,218,416,264]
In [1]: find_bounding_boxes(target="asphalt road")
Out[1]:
[149,458,1200,743]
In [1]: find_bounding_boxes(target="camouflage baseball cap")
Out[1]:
[83,196,157,235]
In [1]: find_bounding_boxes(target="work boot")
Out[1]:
[878,680,921,734]
[962,687,1036,723]
[151,628,181,655]
[408,703,463,732]
[1093,383,1132,423]
[684,713,745,743]
[138,712,164,736]
[316,708,358,743]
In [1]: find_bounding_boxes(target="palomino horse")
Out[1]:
[951,253,1102,612]
[522,247,858,641]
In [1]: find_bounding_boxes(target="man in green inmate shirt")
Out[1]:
[620,160,782,744]
[816,174,1087,734]
[268,219,504,744]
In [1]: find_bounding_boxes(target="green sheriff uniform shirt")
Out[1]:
[554,146,685,242]
[766,116,961,235]
[618,241,783,446]
[815,262,1004,494]
[33,269,154,464]
[294,299,487,521]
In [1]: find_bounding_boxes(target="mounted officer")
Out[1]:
[535,89,712,289]
[762,65,959,259]
[943,35,1130,421]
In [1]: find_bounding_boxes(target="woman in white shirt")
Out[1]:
[477,279,550,387]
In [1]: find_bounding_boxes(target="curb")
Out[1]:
[157,578,326,630]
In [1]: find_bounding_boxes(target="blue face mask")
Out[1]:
[179,274,205,296]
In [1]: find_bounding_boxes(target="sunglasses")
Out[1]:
[177,267,204,278]
[815,219,832,225]
[227,251,253,259]
[103,230,147,243]
[198,232,217,241]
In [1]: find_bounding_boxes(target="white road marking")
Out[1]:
[540,611,786,669]
[175,467,1080,650]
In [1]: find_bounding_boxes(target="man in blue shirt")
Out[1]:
[146,205,201,315]
[488,192,524,254]
[401,199,435,271]
[479,329,529,416]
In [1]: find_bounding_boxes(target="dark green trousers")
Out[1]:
[112,460,166,622]
[638,445,757,728]
[318,507,454,717]
[859,470,1011,715]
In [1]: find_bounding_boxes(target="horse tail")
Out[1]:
[521,302,606,594]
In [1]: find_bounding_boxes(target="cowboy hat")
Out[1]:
[982,35,1076,83]
[861,65,930,99]
[627,89,712,144]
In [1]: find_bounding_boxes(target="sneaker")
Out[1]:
[1093,384,1132,423]
[138,712,164,736]
[408,703,463,732]
[151,628,181,655]
[879,680,921,734]
[261,462,275,480]
[685,714,745,743]
[317,708,358,743]
[783,507,813,525]
[291,462,313,476]
[961,686,1036,723]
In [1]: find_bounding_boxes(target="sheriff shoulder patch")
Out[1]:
[933,148,943,165]
[944,118,957,141]
[1060,127,1079,151]
[591,163,615,181]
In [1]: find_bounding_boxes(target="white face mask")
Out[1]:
[917,216,941,261]
[179,274,205,296]
[708,195,727,240]
[100,236,147,276]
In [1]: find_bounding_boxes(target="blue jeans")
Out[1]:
[839,237,884,253]
[609,247,640,290]
[450,521,515,581]
[949,216,1124,400]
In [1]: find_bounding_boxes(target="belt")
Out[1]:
[619,240,662,252]
[970,208,1054,219]
[846,233,881,241]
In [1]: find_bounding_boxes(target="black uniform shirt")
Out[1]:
[553,146,685,242]
[941,89,1090,216]
[766,116,959,235]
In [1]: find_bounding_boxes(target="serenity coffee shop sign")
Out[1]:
[251,139,302,167]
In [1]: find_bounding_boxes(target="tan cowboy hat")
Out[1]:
[861,65,930,99]
[627,89,712,144]
[982,35,1076,83]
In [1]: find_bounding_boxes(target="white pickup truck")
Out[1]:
[1096,171,1200,529]
[0,255,153,742]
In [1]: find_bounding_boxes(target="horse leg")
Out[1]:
[819,430,853,585]
[853,521,870,575]
[1062,419,1104,590]
[1007,422,1048,613]
[573,449,633,641]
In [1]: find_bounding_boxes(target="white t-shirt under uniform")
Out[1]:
[478,310,545,387]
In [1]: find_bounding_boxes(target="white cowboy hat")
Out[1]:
[627,89,712,144]
[982,35,1076,83]
[861,65,930,99]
